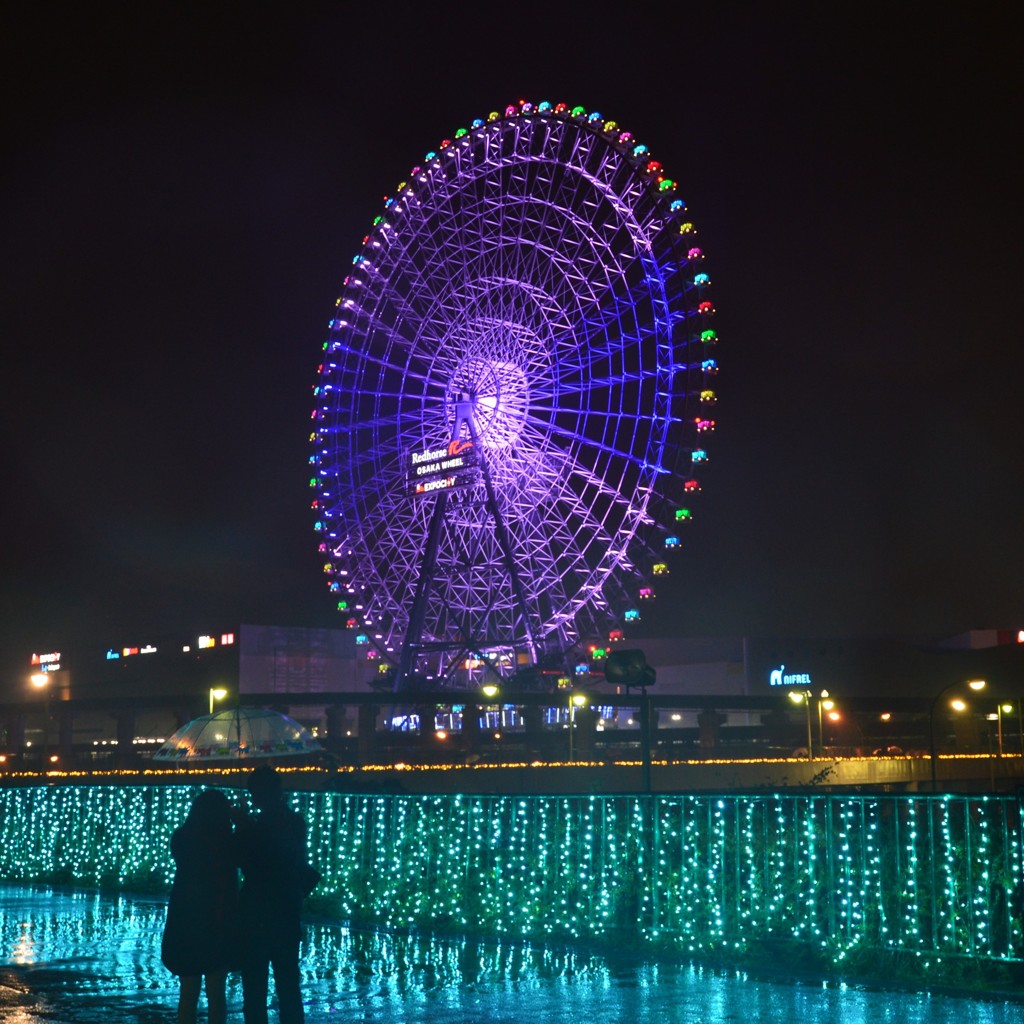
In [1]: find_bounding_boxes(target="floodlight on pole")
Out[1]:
[929,679,985,791]
[788,689,813,760]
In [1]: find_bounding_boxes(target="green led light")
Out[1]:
[0,787,1019,972]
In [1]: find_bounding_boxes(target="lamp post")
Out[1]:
[788,689,813,760]
[996,702,1014,758]
[209,687,228,715]
[30,673,50,765]
[568,691,588,761]
[817,691,834,753]
[929,679,985,791]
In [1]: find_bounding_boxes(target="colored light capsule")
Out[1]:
[696,418,715,431]
[684,479,700,492]
[645,160,663,174]
[675,508,692,521]
[571,105,587,117]
[624,608,641,622]
[701,329,717,342]
[355,634,369,645]
[618,131,633,146]
[587,111,603,123]
[694,272,710,285]
[603,120,618,132]
[471,118,485,128]
[439,139,452,149]
[425,150,437,160]
[664,535,680,549]
[328,581,339,591]
[688,247,703,259]
[521,101,534,113]
[308,478,317,487]
[505,104,518,117]
[679,222,695,234]
[336,600,348,611]
[345,618,357,629]
[692,449,708,462]
[639,587,655,600]
[454,128,468,138]
[658,178,676,191]
[700,390,717,403]
[652,563,669,576]
[608,630,624,642]
[575,662,590,675]
[670,199,686,212]
[698,300,715,314]
[554,102,568,114]
[632,144,649,157]
[488,111,500,121]
[538,101,552,112]
[702,359,718,374]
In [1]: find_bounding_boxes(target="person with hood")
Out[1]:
[235,764,316,1024]
[162,787,239,1024]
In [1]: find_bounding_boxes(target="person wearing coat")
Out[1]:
[235,765,313,1024]
[162,788,239,1024]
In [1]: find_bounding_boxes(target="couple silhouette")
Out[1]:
[161,765,318,1024]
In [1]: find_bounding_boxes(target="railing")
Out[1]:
[1,784,1021,977]
[2,690,1020,781]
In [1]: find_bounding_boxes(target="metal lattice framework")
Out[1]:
[311,101,717,681]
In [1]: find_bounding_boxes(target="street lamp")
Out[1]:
[30,673,50,764]
[929,679,986,791]
[996,702,1014,758]
[209,687,228,715]
[568,691,589,761]
[818,691,834,752]
[788,689,813,760]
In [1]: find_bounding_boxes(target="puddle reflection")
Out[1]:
[1,884,1021,1024]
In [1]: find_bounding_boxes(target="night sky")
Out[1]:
[2,5,1021,688]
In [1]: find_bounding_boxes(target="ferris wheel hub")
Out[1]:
[446,357,529,449]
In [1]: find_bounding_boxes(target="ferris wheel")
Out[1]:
[310,101,718,687]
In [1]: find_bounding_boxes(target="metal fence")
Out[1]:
[1,786,1021,964]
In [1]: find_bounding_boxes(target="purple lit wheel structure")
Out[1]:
[311,101,718,681]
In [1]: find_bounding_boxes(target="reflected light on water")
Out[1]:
[1,885,1022,1024]
[11,923,36,965]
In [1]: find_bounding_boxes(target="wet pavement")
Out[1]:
[1,883,1022,1023]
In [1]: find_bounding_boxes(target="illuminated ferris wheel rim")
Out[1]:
[311,99,718,667]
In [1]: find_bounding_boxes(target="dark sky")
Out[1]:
[1,4,1022,684]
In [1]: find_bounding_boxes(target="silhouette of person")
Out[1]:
[162,788,239,1024]
[236,764,310,1024]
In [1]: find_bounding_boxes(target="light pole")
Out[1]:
[30,673,50,765]
[788,689,813,760]
[817,691,834,753]
[568,691,588,761]
[929,679,985,791]
[209,687,228,715]
[996,702,1014,758]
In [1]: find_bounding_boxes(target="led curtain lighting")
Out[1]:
[0,788,1021,972]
